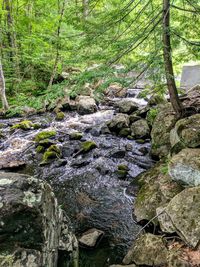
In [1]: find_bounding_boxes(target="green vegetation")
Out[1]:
[0,0,200,115]
[81,141,97,153]
[11,120,35,130]
[34,130,57,142]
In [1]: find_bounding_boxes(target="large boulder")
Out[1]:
[169,148,200,186]
[0,172,78,267]
[104,83,127,98]
[115,99,139,114]
[151,104,176,158]
[170,114,200,153]
[76,96,97,115]
[131,119,150,139]
[123,233,168,266]
[107,113,130,133]
[158,186,200,248]
[134,164,182,223]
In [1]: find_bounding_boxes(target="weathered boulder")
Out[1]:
[131,119,150,139]
[115,99,139,114]
[182,84,200,110]
[104,83,127,98]
[151,104,176,158]
[170,114,200,153]
[107,113,130,133]
[76,96,97,115]
[169,148,200,186]
[79,228,104,248]
[123,233,168,266]
[0,172,78,267]
[148,94,166,106]
[158,186,200,248]
[134,164,182,223]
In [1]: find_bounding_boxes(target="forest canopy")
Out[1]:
[0,0,200,114]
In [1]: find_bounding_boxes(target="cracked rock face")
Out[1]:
[169,148,200,186]
[0,172,78,267]
[158,186,200,248]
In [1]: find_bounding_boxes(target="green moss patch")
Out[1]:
[34,130,56,142]
[81,141,97,153]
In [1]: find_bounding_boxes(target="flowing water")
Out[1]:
[0,90,154,266]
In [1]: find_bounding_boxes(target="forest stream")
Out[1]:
[0,90,154,267]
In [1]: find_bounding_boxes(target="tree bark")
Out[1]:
[0,59,9,111]
[4,0,21,89]
[48,0,67,90]
[162,0,183,117]
[82,0,89,20]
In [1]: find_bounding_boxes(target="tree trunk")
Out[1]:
[4,0,21,88]
[48,0,67,90]
[0,59,9,111]
[162,0,183,117]
[82,0,89,20]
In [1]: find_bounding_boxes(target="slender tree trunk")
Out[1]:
[0,59,9,111]
[162,0,183,117]
[48,0,67,90]
[82,0,89,20]
[5,0,20,88]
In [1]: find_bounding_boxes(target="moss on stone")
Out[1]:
[11,120,35,130]
[81,141,97,153]
[47,144,61,155]
[56,111,65,121]
[136,139,145,144]
[34,130,56,142]
[40,145,61,165]
[69,132,83,140]
[38,139,54,148]
[36,145,45,153]
[118,164,129,171]
[118,128,131,137]
[117,170,127,179]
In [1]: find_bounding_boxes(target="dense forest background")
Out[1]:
[0,0,200,115]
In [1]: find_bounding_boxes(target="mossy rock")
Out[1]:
[38,139,55,148]
[118,128,131,137]
[136,139,145,144]
[40,145,61,165]
[81,141,97,153]
[69,132,83,140]
[56,111,65,121]
[36,145,45,153]
[118,164,129,171]
[34,130,56,142]
[11,120,36,130]
[117,170,128,179]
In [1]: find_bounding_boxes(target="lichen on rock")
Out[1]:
[0,172,78,267]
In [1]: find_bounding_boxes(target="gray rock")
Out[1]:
[151,103,176,158]
[123,233,168,266]
[0,172,78,267]
[169,148,200,186]
[104,83,127,98]
[76,96,97,115]
[170,114,200,152]
[107,113,130,133]
[115,99,139,114]
[131,119,150,139]
[134,164,182,223]
[158,186,200,247]
[79,228,104,248]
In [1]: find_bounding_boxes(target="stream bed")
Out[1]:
[0,93,154,266]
